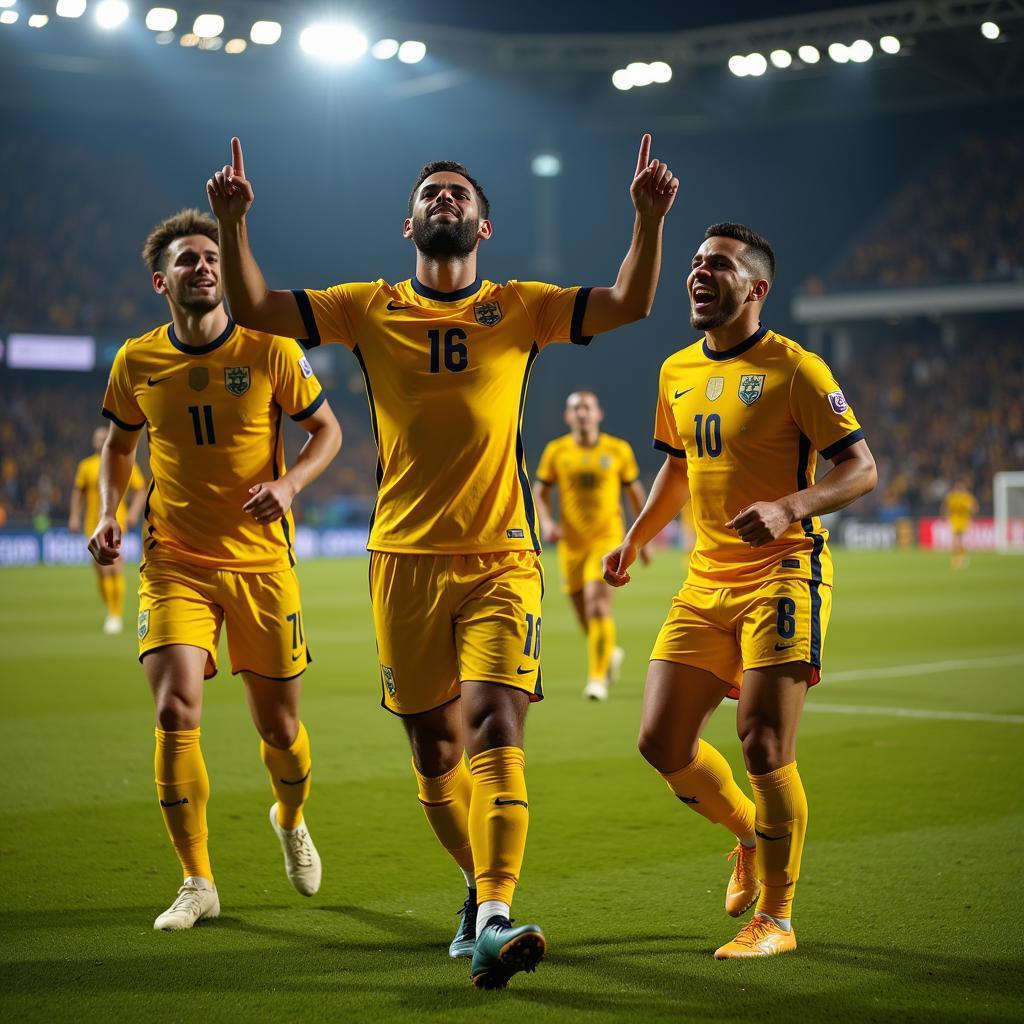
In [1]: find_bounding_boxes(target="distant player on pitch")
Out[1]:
[69,425,147,634]
[604,223,876,958]
[89,209,341,931]
[535,390,648,700]
[942,478,977,569]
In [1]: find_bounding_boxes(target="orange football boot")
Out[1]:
[725,843,760,917]
[714,914,796,959]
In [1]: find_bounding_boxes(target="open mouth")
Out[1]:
[692,285,717,312]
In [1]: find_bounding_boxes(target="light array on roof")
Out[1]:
[611,61,672,90]
[145,8,177,32]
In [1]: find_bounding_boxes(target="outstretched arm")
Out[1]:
[582,134,679,337]
[88,424,140,565]
[208,138,307,338]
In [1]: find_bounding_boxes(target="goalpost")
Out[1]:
[993,472,1024,554]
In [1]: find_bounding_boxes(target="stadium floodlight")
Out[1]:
[179,31,198,46]
[745,52,767,76]
[96,1,129,30]
[225,37,245,53]
[193,13,223,38]
[531,153,561,178]
[981,21,1000,40]
[249,20,280,45]
[848,39,873,62]
[146,7,177,31]
[828,42,850,63]
[56,0,88,17]
[611,68,633,90]
[371,38,399,59]
[879,35,900,54]
[728,54,749,77]
[397,40,426,63]
[770,48,792,69]
[626,62,654,87]
[0,0,15,8]
[798,44,820,64]
[649,61,672,83]
[0,8,17,23]
[300,22,368,62]
[29,14,50,26]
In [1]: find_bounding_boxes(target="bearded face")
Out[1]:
[410,210,481,259]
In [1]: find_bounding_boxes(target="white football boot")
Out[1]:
[153,877,220,930]
[269,803,322,896]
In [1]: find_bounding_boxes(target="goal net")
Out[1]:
[993,471,1024,553]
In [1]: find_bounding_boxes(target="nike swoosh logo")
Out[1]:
[148,376,171,386]
[280,770,311,786]
[494,797,528,808]
[292,652,304,661]
[755,829,790,841]
[516,666,535,675]
[774,642,798,651]
[674,388,693,399]
[159,797,189,808]
[386,301,409,310]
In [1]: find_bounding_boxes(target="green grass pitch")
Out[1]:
[1,549,1022,1022]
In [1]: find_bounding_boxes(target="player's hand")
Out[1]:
[726,501,792,548]
[541,520,562,544]
[638,545,652,567]
[243,478,297,524]
[629,133,679,221]
[88,516,122,565]
[207,137,254,224]
[603,540,639,587]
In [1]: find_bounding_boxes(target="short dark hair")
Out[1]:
[704,222,775,282]
[408,161,490,219]
[142,208,219,273]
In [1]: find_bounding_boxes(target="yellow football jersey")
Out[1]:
[102,319,324,572]
[74,454,145,533]
[535,432,640,547]
[943,489,976,522]
[654,324,864,588]
[296,277,592,554]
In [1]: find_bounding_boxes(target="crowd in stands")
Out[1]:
[805,134,1024,293]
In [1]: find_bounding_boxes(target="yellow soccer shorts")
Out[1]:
[368,550,545,716]
[650,578,832,699]
[137,558,310,680]
[558,533,621,594]
[949,517,970,537]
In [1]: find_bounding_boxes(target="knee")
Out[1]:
[637,728,696,774]
[155,692,201,732]
[257,714,299,751]
[739,723,787,776]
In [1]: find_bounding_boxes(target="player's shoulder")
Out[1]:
[764,330,830,373]
[546,432,573,451]
[120,322,170,354]
[600,431,630,451]
[660,338,705,376]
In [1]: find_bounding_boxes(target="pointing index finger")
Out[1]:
[634,133,652,177]
[231,137,245,178]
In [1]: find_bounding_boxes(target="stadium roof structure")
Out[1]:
[2,0,1023,125]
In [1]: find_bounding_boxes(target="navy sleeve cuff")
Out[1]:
[821,428,866,460]
[290,390,326,422]
[653,438,686,458]
[570,287,594,346]
[102,408,145,431]
[292,290,321,349]
[535,476,555,486]
[621,476,639,486]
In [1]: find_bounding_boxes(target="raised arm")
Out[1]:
[582,134,679,337]
[207,137,307,338]
[88,424,141,565]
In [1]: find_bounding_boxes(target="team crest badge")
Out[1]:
[738,374,765,406]
[188,367,209,392]
[298,356,314,379]
[224,366,251,397]
[381,665,396,698]
[827,390,848,414]
[600,455,612,470]
[138,609,150,641]
[474,301,502,327]
[706,376,724,401]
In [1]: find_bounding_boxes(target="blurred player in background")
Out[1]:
[89,209,341,932]
[604,223,876,959]
[69,425,146,634]
[208,134,677,987]
[943,478,977,569]
[535,390,647,700]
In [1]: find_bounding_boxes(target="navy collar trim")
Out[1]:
[168,318,236,355]
[410,276,481,302]
[702,323,768,362]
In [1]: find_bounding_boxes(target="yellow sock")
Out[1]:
[748,762,807,921]
[469,746,528,905]
[660,739,755,840]
[414,757,475,876]
[261,721,312,830]
[154,727,213,882]
[587,616,616,680]
[110,574,125,617]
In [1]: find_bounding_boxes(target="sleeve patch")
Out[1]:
[827,390,849,414]
[299,356,314,379]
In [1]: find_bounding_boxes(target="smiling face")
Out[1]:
[687,235,769,331]
[404,172,491,258]
[154,234,223,314]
